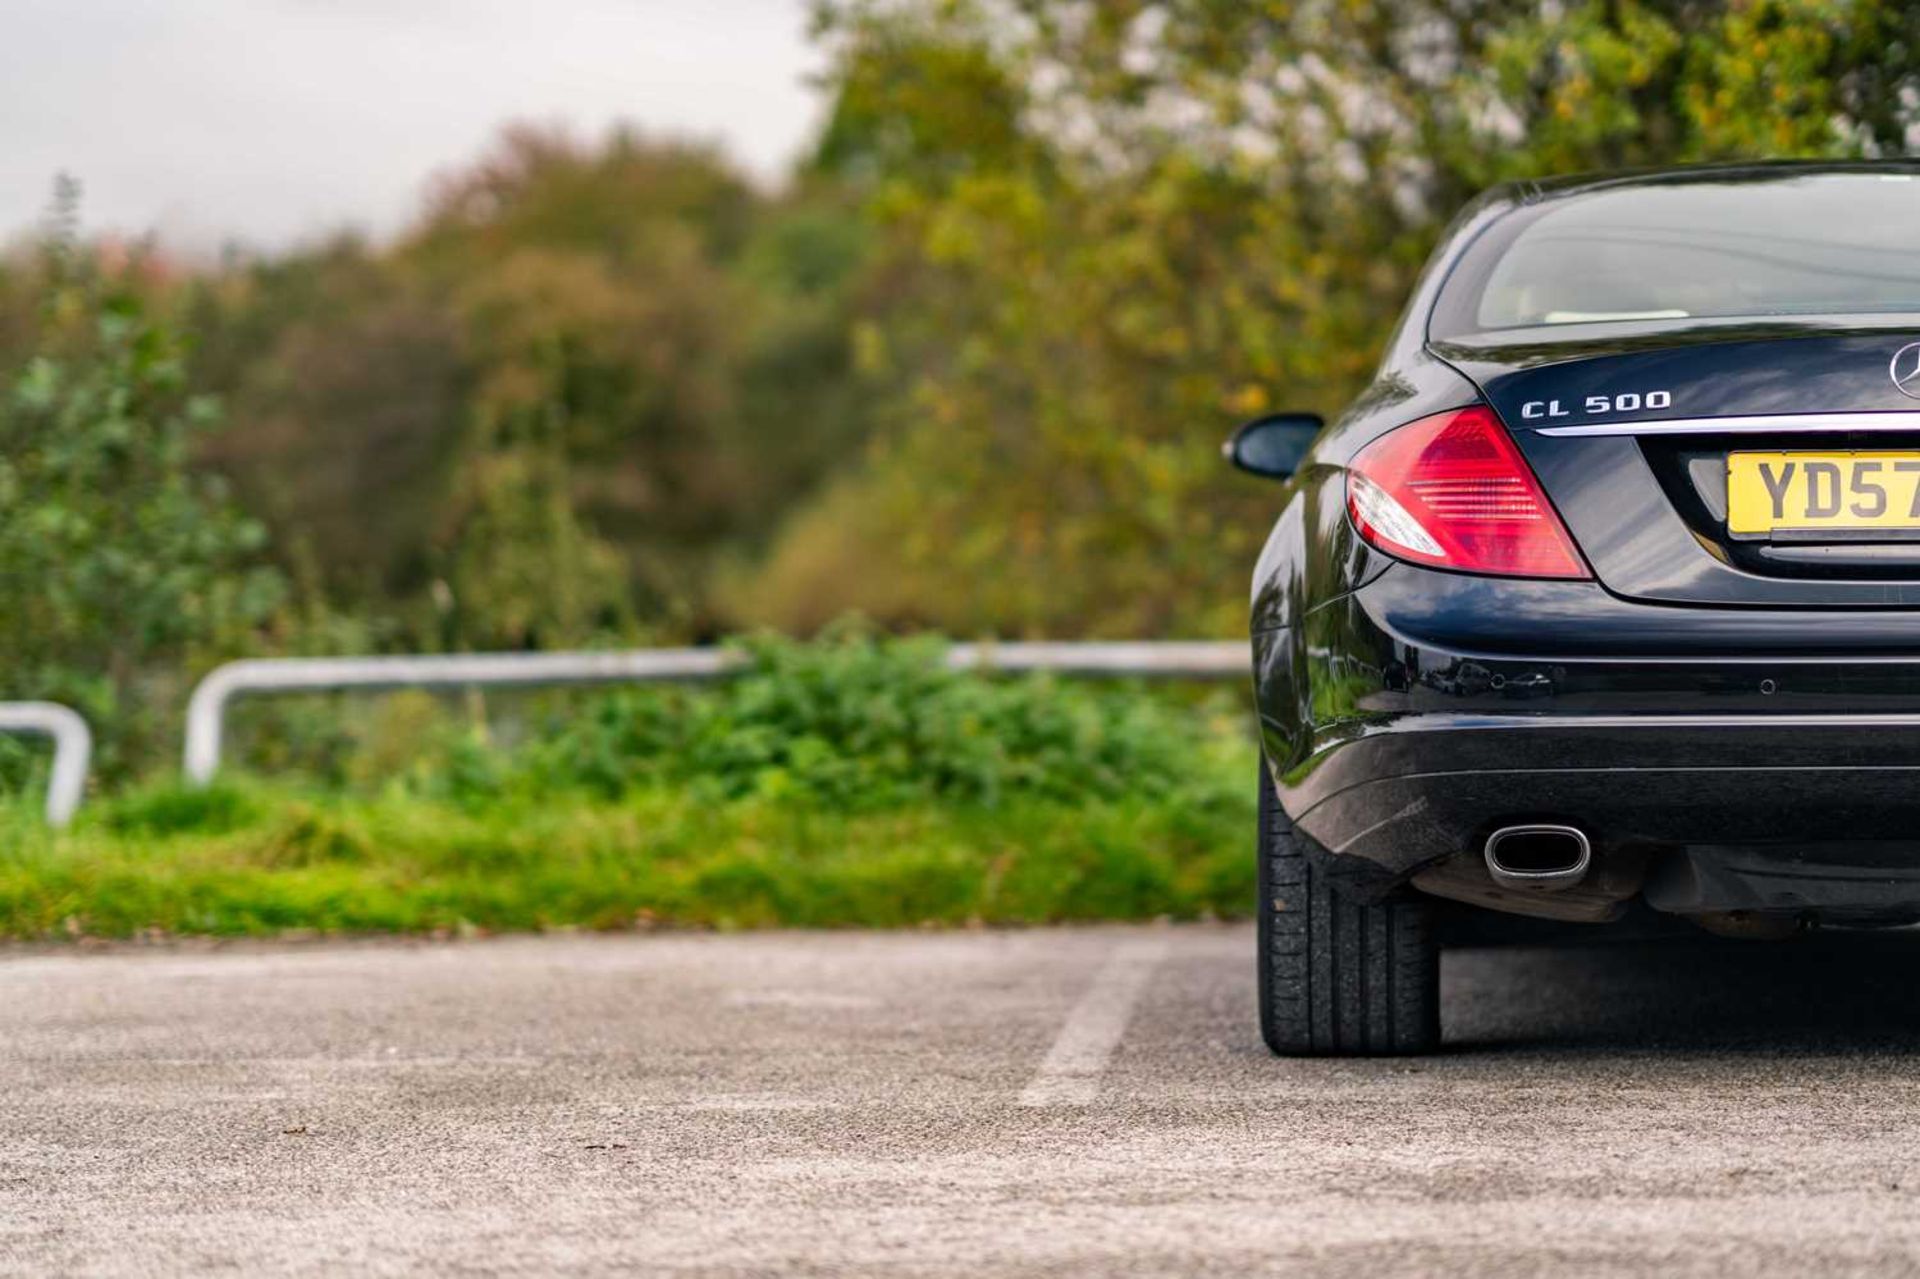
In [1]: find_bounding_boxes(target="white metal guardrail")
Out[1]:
[0,702,92,827]
[182,641,1249,785]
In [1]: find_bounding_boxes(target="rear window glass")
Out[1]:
[1434,173,1920,336]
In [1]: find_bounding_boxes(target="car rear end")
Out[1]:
[1285,164,1920,934]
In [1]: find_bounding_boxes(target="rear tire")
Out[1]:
[1257,765,1440,1055]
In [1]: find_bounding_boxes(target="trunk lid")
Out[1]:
[1433,326,1920,606]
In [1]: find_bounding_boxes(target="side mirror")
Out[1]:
[1224,413,1323,480]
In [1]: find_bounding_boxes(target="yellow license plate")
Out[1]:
[1727,451,1920,536]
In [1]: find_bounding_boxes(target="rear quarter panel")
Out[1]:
[1250,354,1485,773]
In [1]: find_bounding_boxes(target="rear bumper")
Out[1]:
[1258,562,1920,906]
[1287,711,1920,884]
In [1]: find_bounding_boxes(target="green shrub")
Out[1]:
[100,778,264,836]
[452,631,1247,810]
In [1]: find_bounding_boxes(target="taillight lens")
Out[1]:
[1346,406,1590,579]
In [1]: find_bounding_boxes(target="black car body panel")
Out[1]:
[1247,160,1920,925]
[1262,561,1920,891]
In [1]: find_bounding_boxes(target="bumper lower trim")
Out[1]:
[1281,711,1920,897]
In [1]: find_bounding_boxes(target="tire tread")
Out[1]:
[1257,765,1439,1056]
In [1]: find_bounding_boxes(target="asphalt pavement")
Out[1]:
[5,923,1920,1276]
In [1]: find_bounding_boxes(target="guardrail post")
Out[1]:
[0,702,93,827]
[182,663,243,788]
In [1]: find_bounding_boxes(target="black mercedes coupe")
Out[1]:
[1228,161,1920,1055]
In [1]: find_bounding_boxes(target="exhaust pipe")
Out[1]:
[1484,825,1591,892]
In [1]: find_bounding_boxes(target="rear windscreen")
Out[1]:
[1432,173,1920,338]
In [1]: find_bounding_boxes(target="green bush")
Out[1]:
[100,777,264,836]
[365,631,1250,812]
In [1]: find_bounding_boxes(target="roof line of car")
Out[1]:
[1501,157,1920,207]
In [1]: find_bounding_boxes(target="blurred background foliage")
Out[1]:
[0,0,1912,780]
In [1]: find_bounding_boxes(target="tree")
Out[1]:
[0,187,283,770]
[194,127,885,645]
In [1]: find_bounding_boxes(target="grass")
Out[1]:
[0,775,1255,938]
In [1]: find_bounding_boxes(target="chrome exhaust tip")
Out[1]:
[1484,825,1592,892]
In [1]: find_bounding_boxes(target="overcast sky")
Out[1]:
[0,0,823,253]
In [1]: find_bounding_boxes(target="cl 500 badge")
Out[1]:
[1520,390,1674,420]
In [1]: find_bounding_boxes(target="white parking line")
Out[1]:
[1018,937,1168,1107]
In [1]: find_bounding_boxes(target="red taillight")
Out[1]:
[1346,406,1590,579]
